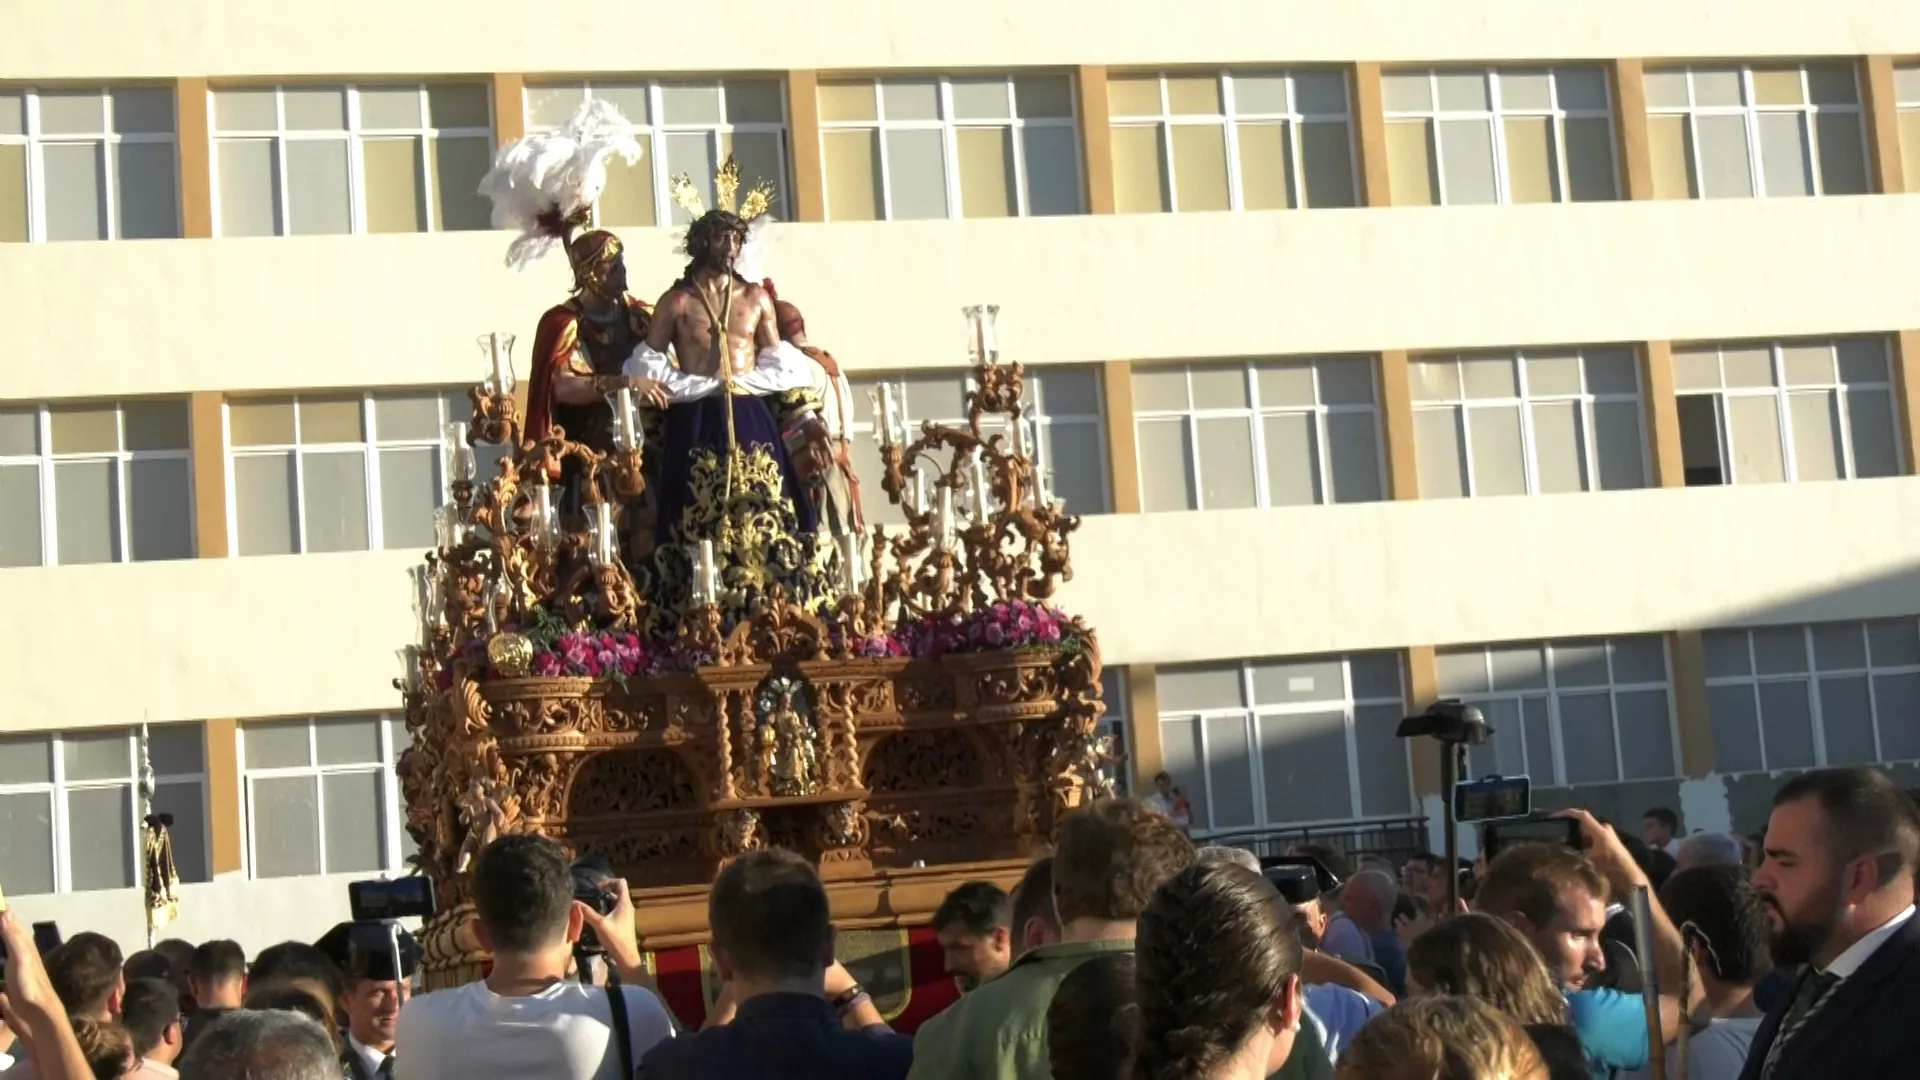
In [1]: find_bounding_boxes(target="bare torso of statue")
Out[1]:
[648,272,777,378]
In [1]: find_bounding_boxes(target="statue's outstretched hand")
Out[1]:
[626,376,670,408]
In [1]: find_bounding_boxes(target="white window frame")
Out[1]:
[1703,621,1920,774]
[1381,68,1619,205]
[1673,338,1902,485]
[1160,655,1411,835]
[818,74,1085,220]
[239,714,410,879]
[0,86,181,242]
[1108,69,1359,211]
[0,730,205,896]
[1438,638,1681,787]
[1411,349,1649,498]
[1132,359,1386,512]
[1645,64,1869,199]
[847,368,1111,516]
[524,78,791,227]
[223,389,478,556]
[0,401,195,567]
[209,84,494,237]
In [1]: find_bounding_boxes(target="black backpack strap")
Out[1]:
[606,982,635,1078]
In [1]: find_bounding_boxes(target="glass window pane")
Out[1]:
[951,78,1010,120]
[1753,627,1809,674]
[1503,117,1555,204]
[251,775,321,878]
[1107,76,1163,118]
[1326,411,1383,504]
[883,128,948,220]
[1204,716,1257,828]
[1692,70,1745,107]
[1727,396,1785,484]
[1190,364,1249,410]
[1132,367,1188,411]
[1262,412,1319,507]
[1751,68,1805,107]
[1300,121,1357,208]
[1526,353,1583,397]
[48,404,118,453]
[299,395,364,443]
[1649,114,1694,199]
[1837,339,1889,385]
[1414,409,1467,499]
[587,85,649,129]
[146,725,203,777]
[1294,71,1348,115]
[900,373,965,423]
[284,87,346,130]
[323,772,385,873]
[1563,116,1617,202]
[38,90,104,134]
[1434,649,1491,696]
[880,80,940,122]
[1758,682,1817,768]
[1559,693,1620,784]
[665,132,718,225]
[0,90,23,136]
[122,399,189,452]
[1318,360,1374,406]
[1868,620,1920,667]
[1166,77,1221,116]
[1355,704,1412,817]
[1523,698,1555,783]
[1723,346,1774,389]
[53,459,118,565]
[1616,689,1676,779]
[1807,64,1859,106]
[1160,664,1244,712]
[1170,126,1229,212]
[1873,673,1920,760]
[230,398,296,446]
[596,145,657,227]
[372,393,442,441]
[153,780,209,884]
[955,127,1014,219]
[0,464,44,566]
[1111,124,1169,213]
[1592,400,1647,491]
[1812,623,1868,670]
[721,130,787,220]
[1466,406,1526,496]
[245,720,311,769]
[1554,642,1612,688]
[1195,417,1256,509]
[1468,698,1524,782]
[1787,392,1842,482]
[1672,348,1722,392]
[1815,113,1869,196]
[1902,112,1920,195]
[286,139,351,235]
[1232,74,1289,115]
[1707,685,1763,773]
[1411,359,1462,401]
[1137,419,1196,512]
[1488,645,1546,691]
[316,715,381,766]
[1021,125,1081,217]
[362,136,424,234]
[1696,115,1756,198]
[216,139,279,237]
[378,448,438,549]
[653,82,720,125]
[1500,72,1553,112]
[818,80,876,123]
[1818,676,1877,766]
[68,786,134,891]
[233,453,297,555]
[1613,637,1669,684]
[1437,119,1497,204]
[63,730,129,781]
[1704,630,1752,677]
[1462,356,1517,399]
[1757,113,1812,197]
[0,407,35,455]
[1014,75,1075,120]
[1345,655,1400,701]
[1782,343,1833,387]
[1031,369,1100,418]
[1382,74,1432,113]
[0,737,51,785]
[114,142,179,240]
[212,89,276,131]
[0,143,26,242]
[1846,389,1899,478]
[301,451,370,553]
[1159,718,1210,832]
[1386,120,1435,205]
[431,136,494,232]
[1529,401,1584,494]
[1038,424,1103,516]
[1250,658,1345,704]
[127,457,193,562]
[823,130,881,222]
[525,85,586,129]
[1436,73,1490,112]
[1235,121,1293,211]
[0,792,56,895]
[1261,712,1352,823]
[43,143,107,242]
[426,84,489,129]
[359,87,422,129]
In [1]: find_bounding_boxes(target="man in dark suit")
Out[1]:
[638,848,913,1080]
[1738,767,1920,1080]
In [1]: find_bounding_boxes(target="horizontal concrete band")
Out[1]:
[7,478,1919,731]
[7,0,1920,78]
[6,198,1920,402]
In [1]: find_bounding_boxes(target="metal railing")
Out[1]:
[1199,816,1429,870]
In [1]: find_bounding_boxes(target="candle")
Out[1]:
[837,533,861,595]
[965,306,985,365]
[594,503,615,565]
[443,421,475,482]
[937,486,955,545]
[533,480,555,550]
[968,448,989,516]
[910,469,928,515]
[698,539,717,603]
[868,390,886,446]
[488,333,507,395]
[615,386,638,449]
[878,384,898,448]
[979,305,1000,366]
[1012,415,1029,458]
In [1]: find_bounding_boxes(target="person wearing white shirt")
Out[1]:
[1736,767,1920,1080]
[1142,772,1191,834]
[1642,807,1683,859]
[1620,862,1771,1080]
[396,835,675,1080]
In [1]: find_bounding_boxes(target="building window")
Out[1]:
[817,74,1081,221]
[241,714,413,879]
[0,86,180,243]
[226,389,509,556]
[525,78,789,227]
[1644,63,1871,199]
[1157,653,1410,833]
[1411,347,1647,499]
[1672,338,1900,486]
[1107,70,1357,213]
[1132,358,1384,512]
[1101,668,1130,797]
[845,367,1109,524]
[1704,619,1920,773]
[1382,67,1617,206]
[0,399,195,568]
[1898,65,1920,195]
[1436,637,1678,786]
[0,726,208,896]
[210,84,493,237]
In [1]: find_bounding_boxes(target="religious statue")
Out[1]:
[454,771,508,873]
[624,159,840,636]
[772,294,864,537]
[756,680,821,797]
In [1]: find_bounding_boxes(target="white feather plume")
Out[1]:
[477,98,641,271]
[732,214,777,285]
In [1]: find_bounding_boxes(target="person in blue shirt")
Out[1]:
[1473,810,1705,1080]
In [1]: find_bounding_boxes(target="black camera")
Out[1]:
[570,854,618,957]
[1396,699,1490,746]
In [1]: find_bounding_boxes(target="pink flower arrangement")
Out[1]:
[893,601,1074,660]
[528,630,648,679]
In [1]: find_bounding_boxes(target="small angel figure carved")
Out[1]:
[454,774,508,874]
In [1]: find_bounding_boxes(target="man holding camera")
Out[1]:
[395,835,674,1080]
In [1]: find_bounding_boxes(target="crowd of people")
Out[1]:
[0,765,1913,1080]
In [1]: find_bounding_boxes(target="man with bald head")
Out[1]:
[1676,832,1746,872]
[1319,869,1406,997]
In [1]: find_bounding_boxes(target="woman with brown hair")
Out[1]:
[1132,861,1304,1080]
[68,1018,134,1080]
[1336,996,1547,1080]
[1402,914,1586,1080]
